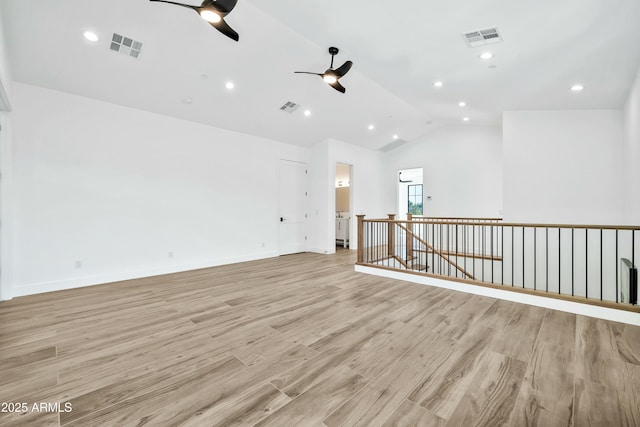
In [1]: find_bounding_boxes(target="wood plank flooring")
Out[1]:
[1,250,639,426]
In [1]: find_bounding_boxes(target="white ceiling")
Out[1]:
[2,0,640,150]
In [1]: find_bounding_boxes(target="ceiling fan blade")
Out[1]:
[333,60,353,78]
[149,0,197,12]
[329,80,346,93]
[201,0,237,13]
[151,0,238,41]
[209,18,239,41]
[294,71,323,76]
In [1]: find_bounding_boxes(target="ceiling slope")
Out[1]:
[2,0,639,149]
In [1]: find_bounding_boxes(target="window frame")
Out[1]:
[407,184,423,215]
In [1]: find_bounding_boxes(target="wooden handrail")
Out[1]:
[424,249,502,262]
[362,218,640,231]
[393,255,410,270]
[396,222,475,280]
[414,216,503,221]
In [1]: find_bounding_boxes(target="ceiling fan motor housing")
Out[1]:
[204,0,237,14]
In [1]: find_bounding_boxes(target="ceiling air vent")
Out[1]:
[379,139,408,152]
[463,27,503,48]
[110,33,143,58]
[280,101,300,113]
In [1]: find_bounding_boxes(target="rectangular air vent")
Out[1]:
[280,101,300,113]
[463,27,503,48]
[379,139,408,152]
[110,33,143,58]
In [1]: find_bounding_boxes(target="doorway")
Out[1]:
[335,163,352,249]
[398,167,424,219]
[0,119,3,300]
[278,159,308,255]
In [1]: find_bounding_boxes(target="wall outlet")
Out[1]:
[261,242,265,248]
[168,251,174,259]
[74,260,82,269]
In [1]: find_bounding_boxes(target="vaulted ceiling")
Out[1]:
[2,0,639,150]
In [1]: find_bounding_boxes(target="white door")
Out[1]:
[279,160,307,255]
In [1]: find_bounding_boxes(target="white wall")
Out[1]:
[308,140,330,253]
[0,3,13,301]
[624,66,640,224]
[10,83,308,296]
[0,112,12,301]
[0,3,12,108]
[503,110,625,224]
[383,125,503,218]
[308,138,386,254]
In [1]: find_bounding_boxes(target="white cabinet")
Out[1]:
[336,218,349,248]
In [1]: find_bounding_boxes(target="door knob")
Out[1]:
[280,217,284,222]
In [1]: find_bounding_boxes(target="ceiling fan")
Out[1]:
[295,47,353,93]
[399,172,413,183]
[149,0,239,42]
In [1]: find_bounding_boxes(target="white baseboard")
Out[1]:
[12,251,279,298]
[355,265,640,327]
[307,247,332,254]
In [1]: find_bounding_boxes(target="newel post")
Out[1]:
[356,215,365,263]
[388,214,396,257]
[406,213,413,260]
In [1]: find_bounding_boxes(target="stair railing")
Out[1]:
[357,215,640,312]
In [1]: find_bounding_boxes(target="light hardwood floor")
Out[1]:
[1,250,639,426]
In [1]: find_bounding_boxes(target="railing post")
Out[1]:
[356,215,365,263]
[388,214,396,257]
[406,214,413,260]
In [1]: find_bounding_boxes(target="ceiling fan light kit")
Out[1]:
[323,74,338,84]
[199,9,222,23]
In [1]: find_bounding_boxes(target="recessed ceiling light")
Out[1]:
[368,124,375,131]
[459,101,466,107]
[83,31,99,42]
[433,81,443,88]
[463,117,470,122]
[225,81,235,90]
[393,134,399,140]
[571,84,584,92]
[304,110,311,117]
[479,52,493,60]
